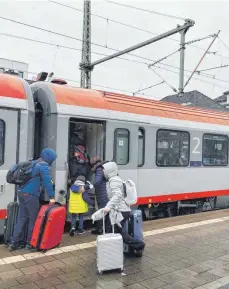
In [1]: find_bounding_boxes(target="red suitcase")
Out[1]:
[30,203,66,251]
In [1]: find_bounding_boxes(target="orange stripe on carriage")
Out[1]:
[137,189,229,205]
[0,209,7,219]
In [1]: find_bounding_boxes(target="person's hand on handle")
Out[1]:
[103,207,110,213]
[50,199,55,203]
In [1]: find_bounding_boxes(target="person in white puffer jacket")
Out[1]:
[103,161,131,232]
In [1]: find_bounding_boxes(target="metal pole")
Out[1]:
[81,19,194,71]
[178,29,187,96]
[80,0,91,88]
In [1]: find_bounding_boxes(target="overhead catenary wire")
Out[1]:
[48,0,226,58]
[149,67,178,93]
[105,0,187,21]
[148,49,180,68]
[185,34,217,45]
[184,30,221,89]
[196,64,229,73]
[154,65,229,89]
[133,81,165,95]
[1,32,229,89]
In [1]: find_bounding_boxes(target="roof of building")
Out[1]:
[161,90,228,112]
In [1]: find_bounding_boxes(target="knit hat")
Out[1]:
[74,175,86,187]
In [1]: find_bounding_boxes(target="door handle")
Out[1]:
[0,184,5,194]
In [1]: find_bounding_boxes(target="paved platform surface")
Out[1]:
[1,210,229,288]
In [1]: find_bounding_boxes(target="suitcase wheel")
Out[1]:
[135,250,143,258]
[97,270,103,276]
[118,268,123,273]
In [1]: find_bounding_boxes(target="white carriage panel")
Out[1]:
[0,108,18,235]
[137,167,229,198]
[57,104,229,133]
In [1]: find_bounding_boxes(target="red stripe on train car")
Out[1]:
[0,209,7,219]
[137,189,229,205]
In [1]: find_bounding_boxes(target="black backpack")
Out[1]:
[6,160,37,186]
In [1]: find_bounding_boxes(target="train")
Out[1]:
[0,73,229,237]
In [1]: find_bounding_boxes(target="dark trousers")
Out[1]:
[95,200,107,231]
[106,211,130,235]
[11,192,40,245]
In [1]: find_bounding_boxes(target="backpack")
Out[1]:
[6,160,37,186]
[74,145,88,164]
[123,180,138,206]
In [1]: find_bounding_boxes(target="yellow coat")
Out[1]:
[69,189,88,214]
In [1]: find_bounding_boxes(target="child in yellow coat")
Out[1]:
[69,176,92,235]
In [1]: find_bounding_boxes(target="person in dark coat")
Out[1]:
[90,156,108,235]
[69,145,89,184]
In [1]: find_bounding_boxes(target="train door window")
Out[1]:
[138,128,145,167]
[156,129,190,167]
[0,120,5,166]
[114,129,129,165]
[202,134,228,166]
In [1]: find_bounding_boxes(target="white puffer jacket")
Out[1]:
[103,162,131,212]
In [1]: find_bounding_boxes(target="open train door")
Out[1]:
[0,108,19,237]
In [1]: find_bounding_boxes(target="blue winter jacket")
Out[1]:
[18,148,57,198]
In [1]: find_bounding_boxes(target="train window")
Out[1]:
[0,120,5,166]
[202,134,228,166]
[156,129,190,167]
[138,129,145,167]
[114,129,129,165]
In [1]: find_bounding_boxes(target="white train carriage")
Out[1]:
[0,73,229,237]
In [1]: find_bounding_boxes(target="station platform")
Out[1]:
[1,209,229,288]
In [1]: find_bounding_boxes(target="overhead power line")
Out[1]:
[1,31,228,88]
[148,49,180,68]
[149,67,178,93]
[185,33,218,45]
[105,0,187,21]
[184,30,220,89]
[154,65,229,89]
[133,81,165,95]
[196,64,229,73]
[48,0,225,58]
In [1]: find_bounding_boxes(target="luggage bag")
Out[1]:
[96,212,123,275]
[123,209,144,257]
[4,202,28,247]
[30,203,66,251]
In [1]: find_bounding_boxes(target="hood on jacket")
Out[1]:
[40,148,57,166]
[103,161,118,180]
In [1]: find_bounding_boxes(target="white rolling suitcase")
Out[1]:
[96,212,123,275]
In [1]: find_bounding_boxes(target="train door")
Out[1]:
[0,108,19,237]
[66,119,106,219]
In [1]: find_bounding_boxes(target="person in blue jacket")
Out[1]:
[8,148,57,251]
[90,156,108,235]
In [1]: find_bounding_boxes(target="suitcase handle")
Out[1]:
[103,210,114,235]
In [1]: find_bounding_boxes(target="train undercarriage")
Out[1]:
[139,197,218,221]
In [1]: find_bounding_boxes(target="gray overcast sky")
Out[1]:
[0,0,229,100]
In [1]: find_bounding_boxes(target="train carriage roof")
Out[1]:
[1,74,229,126]
[31,80,229,126]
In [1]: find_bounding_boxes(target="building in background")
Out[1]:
[162,90,228,112]
[0,58,28,79]
[214,91,229,109]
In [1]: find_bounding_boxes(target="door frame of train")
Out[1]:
[0,107,20,236]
